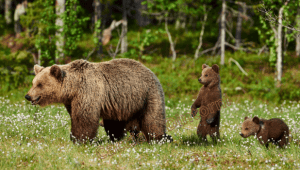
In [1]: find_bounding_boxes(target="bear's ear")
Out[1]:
[50,65,65,81]
[252,116,259,124]
[244,116,248,120]
[34,65,44,75]
[202,64,208,70]
[212,64,219,74]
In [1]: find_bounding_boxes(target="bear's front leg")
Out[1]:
[191,102,201,117]
[191,92,202,117]
[257,135,269,148]
[70,115,100,144]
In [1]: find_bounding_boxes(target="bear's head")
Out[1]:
[25,64,66,107]
[198,64,220,88]
[240,116,260,138]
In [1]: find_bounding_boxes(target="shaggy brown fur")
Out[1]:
[191,64,222,141]
[240,116,289,148]
[25,59,170,143]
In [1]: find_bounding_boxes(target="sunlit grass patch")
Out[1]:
[0,96,300,169]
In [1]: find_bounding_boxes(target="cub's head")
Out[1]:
[25,64,66,107]
[198,64,220,88]
[240,116,260,138]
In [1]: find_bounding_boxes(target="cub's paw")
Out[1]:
[191,109,198,117]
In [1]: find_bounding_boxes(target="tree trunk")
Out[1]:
[235,5,243,49]
[38,49,41,65]
[135,0,149,27]
[276,6,284,86]
[296,7,300,57]
[55,0,65,63]
[5,0,12,24]
[94,0,103,57]
[220,0,226,65]
[121,0,128,53]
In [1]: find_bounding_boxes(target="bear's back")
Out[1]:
[265,118,289,138]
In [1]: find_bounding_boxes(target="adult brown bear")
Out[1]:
[25,59,171,143]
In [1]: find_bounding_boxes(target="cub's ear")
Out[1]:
[34,65,44,75]
[212,64,219,74]
[252,116,259,124]
[50,65,65,81]
[202,64,208,70]
[244,116,248,120]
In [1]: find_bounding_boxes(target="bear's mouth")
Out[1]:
[31,96,41,105]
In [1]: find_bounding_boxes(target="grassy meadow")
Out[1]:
[0,93,300,169]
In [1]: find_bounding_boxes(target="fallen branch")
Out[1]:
[85,47,96,60]
[165,16,176,61]
[195,6,208,60]
[228,57,248,76]
[225,42,258,52]
[258,45,268,55]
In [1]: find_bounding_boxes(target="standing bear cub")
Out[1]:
[191,64,222,141]
[25,59,170,143]
[240,116,289,148]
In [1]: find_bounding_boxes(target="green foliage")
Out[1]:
[0,45,34,94]
[20,0,56,66]
[93,20,101,45]
[124,28,164,62]
[255,1,299,66]
[62,0,89,57]
[0,14,5,35]
[20,0,88,65]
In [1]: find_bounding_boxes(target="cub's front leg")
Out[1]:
[191,94,202,117]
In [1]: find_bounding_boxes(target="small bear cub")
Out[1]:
[240,116,289,148]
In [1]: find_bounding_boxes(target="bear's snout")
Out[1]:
[198,78,202,83]
[25,94,31,101]
[240,133,244,137]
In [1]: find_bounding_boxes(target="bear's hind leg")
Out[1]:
[197,122,208,141]
[278,133,289,148]
[140,105,166,142]
[208,115,220,143]
[103,119,126,142]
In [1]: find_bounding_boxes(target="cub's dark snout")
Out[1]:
[240,133,244,137]
[25,94,31,101]
[198,78,201,83]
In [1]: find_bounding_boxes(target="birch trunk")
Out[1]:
[94,0,103,56]
[121,0,128,53]
[296,7,300,57]
[55,0,65,63]
[235,5,243,49]
[5,0,12,24]
[276,6,284,86]
[220,0,226,65]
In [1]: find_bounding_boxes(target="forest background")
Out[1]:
[0,0,300,104]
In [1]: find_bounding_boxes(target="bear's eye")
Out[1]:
[205,74,208,77]
[245,128,248,130]
[37,83,42,87]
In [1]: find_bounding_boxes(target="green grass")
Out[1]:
[0,95,299,169]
